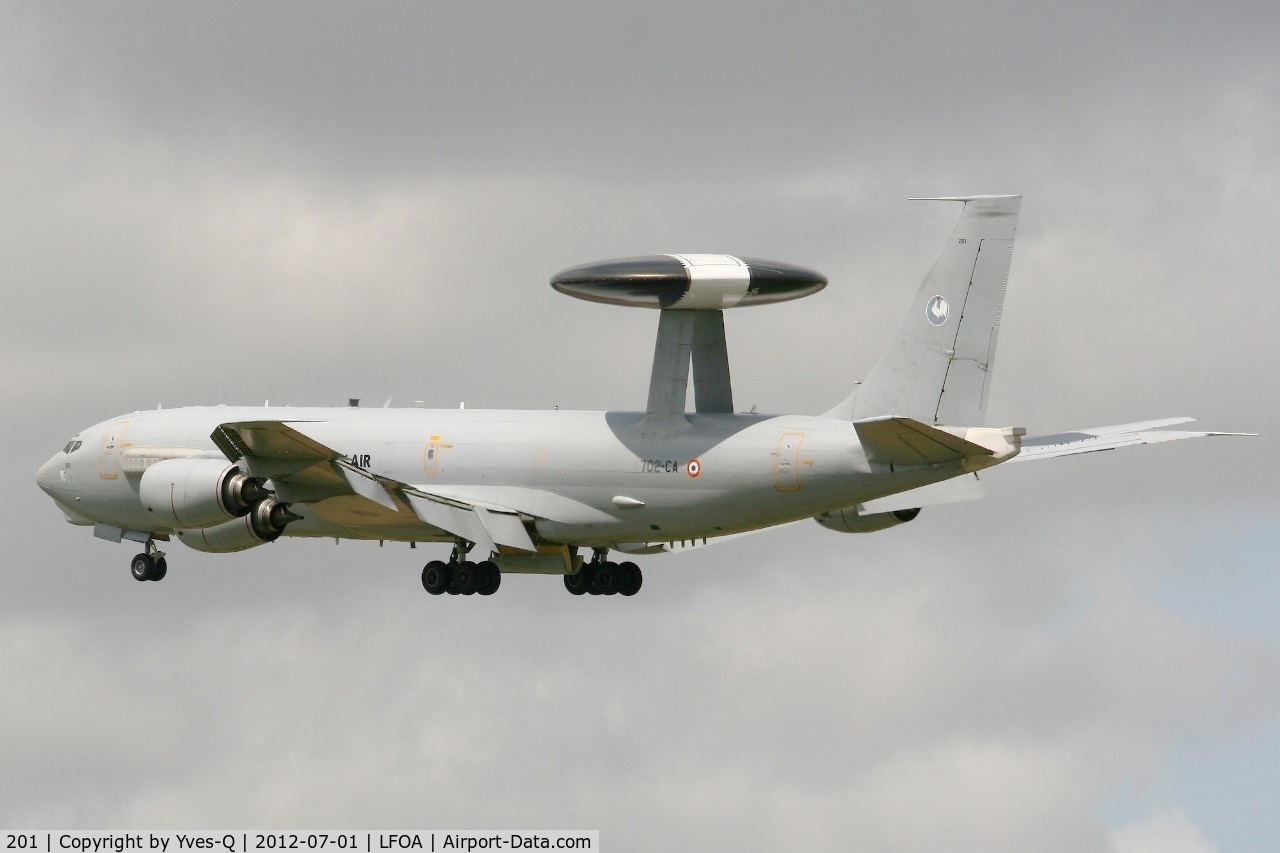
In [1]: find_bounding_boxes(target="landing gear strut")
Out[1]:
[421,540,501,596]
[564,550,642,596]
[130,540,167,582]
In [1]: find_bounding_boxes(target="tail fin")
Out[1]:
[848,195,1020,426]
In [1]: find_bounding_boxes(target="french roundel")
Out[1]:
[687,459,701,478]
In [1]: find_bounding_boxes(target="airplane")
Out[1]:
[35,195,1249,596]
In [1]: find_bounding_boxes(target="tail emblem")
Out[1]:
[926,295,950,326]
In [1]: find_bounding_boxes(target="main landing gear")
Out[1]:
[419,543,644,597]
[564,552,642,597]
[130,541,167,582]
[421,542,500,596]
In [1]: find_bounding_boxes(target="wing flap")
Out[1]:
[404,494,499,554]
[337,463,398,510]
[474,506,537,552]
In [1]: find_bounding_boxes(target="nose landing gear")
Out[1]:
[130,540,167,582]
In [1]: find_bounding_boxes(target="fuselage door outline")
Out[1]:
[422,434,443,476]
[99,421,129,480]
[773,431,804,492]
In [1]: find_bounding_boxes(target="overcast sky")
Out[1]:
[3,3,1278,850]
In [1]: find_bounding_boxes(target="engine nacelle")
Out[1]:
[814,506,921,534]
[139,458,268,530]
[175,498,300,553]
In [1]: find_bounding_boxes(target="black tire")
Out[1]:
[130,553,153,582]
[477,560,501,595]
[618,561,642,596]
[593,562,620,595]
[584,562,604,594]
[455,561,479,595]
[422,560,450,595]
[564,565,591,595]
[150,557,168,582]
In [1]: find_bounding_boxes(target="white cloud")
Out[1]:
[1108,809,1219,853]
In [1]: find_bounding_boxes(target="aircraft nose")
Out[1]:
[36,453,64,497]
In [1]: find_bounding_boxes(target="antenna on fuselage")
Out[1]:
[550,254,826,425]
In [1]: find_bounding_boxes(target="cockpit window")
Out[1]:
[63,440,82,454]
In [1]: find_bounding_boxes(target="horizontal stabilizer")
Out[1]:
[1011,418,1256,462]
[854,417,994,466]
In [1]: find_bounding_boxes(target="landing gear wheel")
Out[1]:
[422,560,450,595]
[150,557,168,582]
[476,561,501,595]
[455,561,479,595]
[592,562,621,596]
[130,553,155,582]
[564,565,592,595]
[618,561,642,596]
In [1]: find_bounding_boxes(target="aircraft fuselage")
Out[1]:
[37,405,970,550]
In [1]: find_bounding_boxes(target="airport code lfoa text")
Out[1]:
[5,834,597,853]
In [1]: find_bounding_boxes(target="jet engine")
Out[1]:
[175,498,300,553]
[139,458,269,530]
[814,506,921,533]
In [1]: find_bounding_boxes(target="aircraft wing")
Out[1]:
[210,420,538,551]
[1010,417,1255,462]
[212,420,339,469]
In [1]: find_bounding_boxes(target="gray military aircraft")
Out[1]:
[35,196,1247,596]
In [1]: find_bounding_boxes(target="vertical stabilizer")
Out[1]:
[850,195,1020,426]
